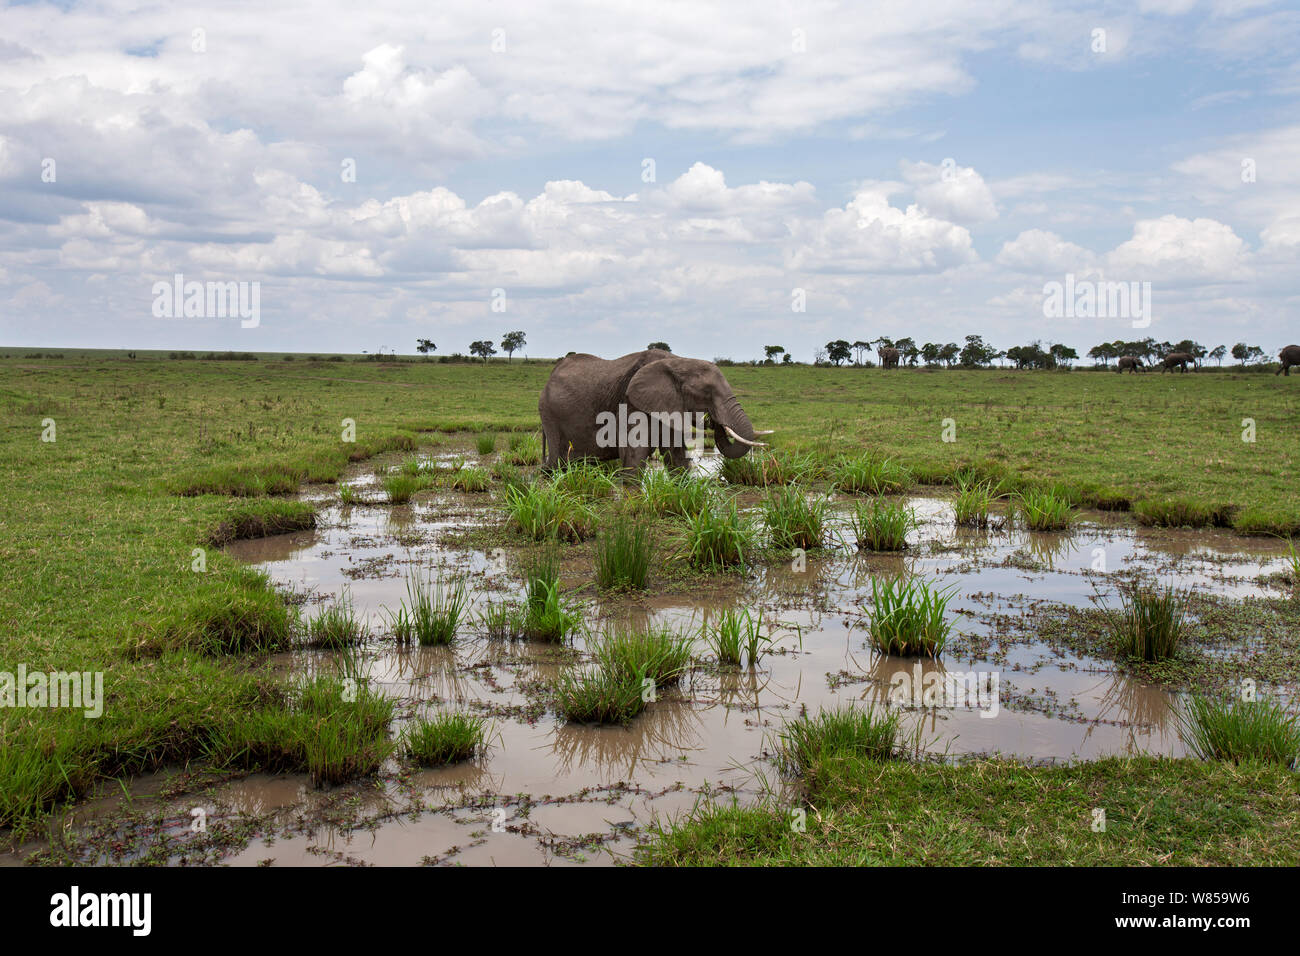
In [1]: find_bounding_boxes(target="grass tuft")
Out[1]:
[1176,695,1300,767]
[400,713,489,765]
[850,498,917,551]
[866,577,956,656]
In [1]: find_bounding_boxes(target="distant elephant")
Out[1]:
[1276,344,1300,376]
[1161,352,1194,373]
[1117,356,1144,373]
[538,349,772,472]
[877,346,900,368]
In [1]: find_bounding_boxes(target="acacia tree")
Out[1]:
[764,345,786,363]
[826,340,853,366]
[500,331,526,362]
[648,341,671,352]
[416,338,436,354]
[470,340,497,363]
[851,340,873,365]
[1210,345,1227,366]
[894,337,919,366]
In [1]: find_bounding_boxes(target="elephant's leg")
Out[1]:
[662,445,690,473]
[541,422,565,472]
[619,443,651,478]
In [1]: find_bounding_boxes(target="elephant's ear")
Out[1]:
[627,359,683,412]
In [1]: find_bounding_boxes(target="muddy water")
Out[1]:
[19,448,1295,867]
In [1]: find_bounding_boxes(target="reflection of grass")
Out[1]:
[1176,695,1299,767]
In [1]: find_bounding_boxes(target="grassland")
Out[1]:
[641,755,1300,866]
[1,350,1297,843]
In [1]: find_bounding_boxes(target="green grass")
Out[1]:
[450,465,491,492]
[206,674,395,786]
[383,473,422,504]
[1107,584,1188,663]
[504,482,597,541]
[866,576,956,656]
[555,625,693,724]
[679,496,757,570]
[850,498,917,551]
[707,607,772,666]
[594,513,655,590]
[476,600,522,640]
[1176,695,1300,767]
[4,355,1299,835]
[206,499,316,546]
[306,589,369,648]
[834,454,912,495]
[721,450,816,487]
[762,486,829,550]
[505,432,542,466]
[400,713,489,765]
[521,549,581,642]
[383,569,469,646]
[639,467,713,517]
[548,459,618,499]
[594,624,694,688]
[338,482,360,505]
[554,666,647,724]
[140,568,298,656]
[776,706,901,777]
[639,756,1300,865]
[1134,496,1234,529]
[1017,487,1074,531]
[475,433,497,455]
[952,476,999,529]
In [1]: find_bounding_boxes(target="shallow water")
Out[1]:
[13,448,1294,866]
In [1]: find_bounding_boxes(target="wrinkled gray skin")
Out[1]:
[877,346,900,368]
[1276,344,1300,376]
[1117,355,1144,373]
[538,350,762,472]
[1161,352,1194,372]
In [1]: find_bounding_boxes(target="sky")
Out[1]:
[1,0,1298,361]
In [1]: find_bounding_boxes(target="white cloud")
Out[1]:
[997,229,1096,274]
[902,160,998,224]
[1106,215,1250,282]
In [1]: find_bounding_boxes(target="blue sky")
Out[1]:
[1,0,1297,361]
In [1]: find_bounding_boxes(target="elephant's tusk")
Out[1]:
[753,429,775,435]
[724,425,767,448]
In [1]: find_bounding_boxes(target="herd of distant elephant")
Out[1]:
[872,344,1300,375]
[1114,344,1300,374]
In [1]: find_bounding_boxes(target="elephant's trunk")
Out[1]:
[712,392,760,459]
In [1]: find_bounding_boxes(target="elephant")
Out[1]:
[1276,344,1300,376]
[538,349,772,473]
[1160,352,1194,373]
[1117,355,1144,373]
[877,346,900,369]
